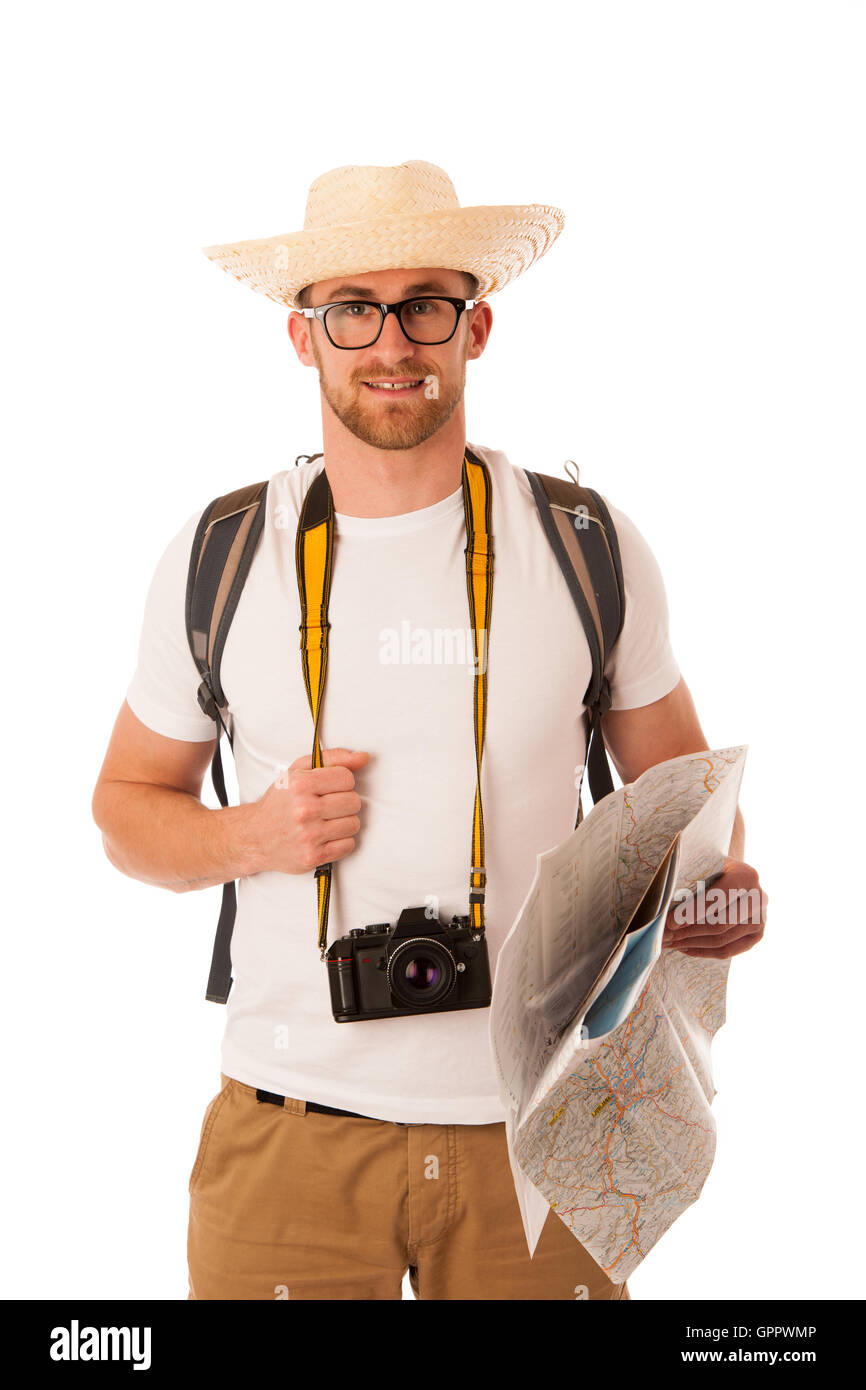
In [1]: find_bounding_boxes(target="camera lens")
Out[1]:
[404,956,441,990]
[387,938,456,1009]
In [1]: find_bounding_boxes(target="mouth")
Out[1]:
[361,377,427,396]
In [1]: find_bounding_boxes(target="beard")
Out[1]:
[310,339,468,451]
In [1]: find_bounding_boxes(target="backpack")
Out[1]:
[185,448,626,1003]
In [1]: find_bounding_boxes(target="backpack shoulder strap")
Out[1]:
[524,465,626,823]
[184,478,269,1003]
[186,480,269,721]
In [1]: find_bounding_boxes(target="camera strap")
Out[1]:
[296,446,494,960]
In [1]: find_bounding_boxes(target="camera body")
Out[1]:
[326,905,492,1022]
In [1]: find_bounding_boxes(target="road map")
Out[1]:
[489,745,747,1282]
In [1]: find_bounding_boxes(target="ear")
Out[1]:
[466,300,493,360]
[288,308,316,367]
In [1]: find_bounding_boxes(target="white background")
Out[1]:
[2,0,863,1301]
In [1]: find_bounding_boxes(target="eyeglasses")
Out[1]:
[301,296,477,350]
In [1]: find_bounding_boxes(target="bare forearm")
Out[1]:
[94,782,262,892]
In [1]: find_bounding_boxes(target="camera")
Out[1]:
[326,905,492,1022]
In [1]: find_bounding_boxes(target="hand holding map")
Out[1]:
[489,745,747,1282]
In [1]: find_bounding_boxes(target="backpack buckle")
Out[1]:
[197,679,219,721]
[597,676,612,718]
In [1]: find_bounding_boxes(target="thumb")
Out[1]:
[288,747,371,772]
[322,747,372,766]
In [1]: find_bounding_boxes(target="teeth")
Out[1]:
[366,381,419,390]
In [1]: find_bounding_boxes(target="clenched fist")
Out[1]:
[246,747,371,876]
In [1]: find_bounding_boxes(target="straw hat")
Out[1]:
[202,159,565,309]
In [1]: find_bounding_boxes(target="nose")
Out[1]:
[377,306,416,352]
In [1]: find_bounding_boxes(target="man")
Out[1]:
[91,160,767,1301]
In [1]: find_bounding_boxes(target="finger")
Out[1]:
[313,834,358,865]
[664,912,762,944]
[667,924,758,950]
[315,814,362,844]
[665,905,762,939]
[319,790,363,820]
[287,754,371,795]
[726,886,767,927]
[678,931,764,959]
[288,747,371,773]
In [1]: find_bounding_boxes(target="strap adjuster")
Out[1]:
[597,675,612,718]
[197,679,218,720]
[470,864,486,906]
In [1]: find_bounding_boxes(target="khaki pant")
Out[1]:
[187,1073,631,1301]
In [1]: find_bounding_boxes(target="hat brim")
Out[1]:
[202,203,565,308]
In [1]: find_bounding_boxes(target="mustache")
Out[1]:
[352,364,437,382]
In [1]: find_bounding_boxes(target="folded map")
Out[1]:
[488,744,747,1282]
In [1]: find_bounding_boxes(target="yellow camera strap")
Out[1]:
[461,450,494,934]
[296,449,494,960]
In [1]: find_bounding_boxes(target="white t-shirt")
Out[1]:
[125,442,680,1124]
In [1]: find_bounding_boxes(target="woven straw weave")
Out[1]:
[203,160,565,308]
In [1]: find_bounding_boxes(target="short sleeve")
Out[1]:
[125,507,218,741]
[599,497,681,711]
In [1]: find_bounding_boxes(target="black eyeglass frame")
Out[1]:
[300,296,478,349]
